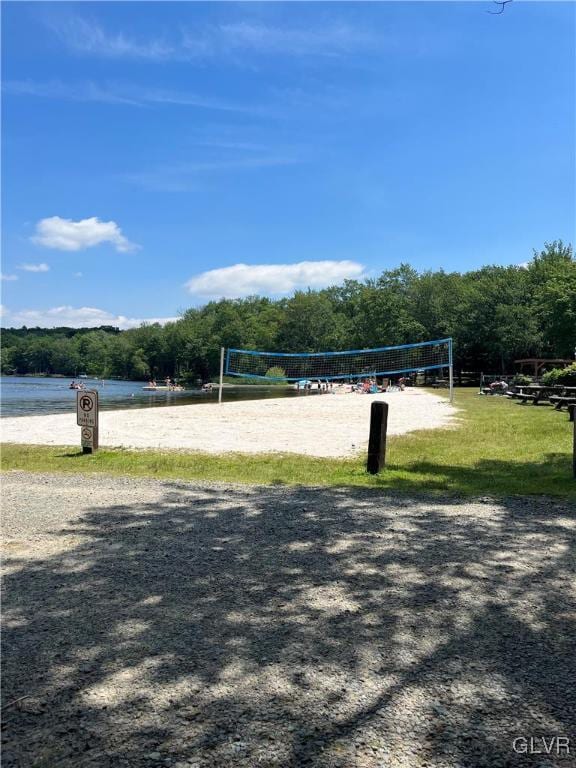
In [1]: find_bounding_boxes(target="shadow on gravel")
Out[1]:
[2,484,575,767]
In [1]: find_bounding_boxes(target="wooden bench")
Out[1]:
[511,389,552,405]
[515,393,539,404]
[549,395,576,411]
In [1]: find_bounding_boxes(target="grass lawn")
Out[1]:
[1,390,574,498]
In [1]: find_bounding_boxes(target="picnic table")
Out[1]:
[510,384,555,405]
[548,385,576,411]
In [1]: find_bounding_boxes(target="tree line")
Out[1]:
[1,242,574,382]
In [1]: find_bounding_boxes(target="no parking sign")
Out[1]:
[77,391,98,426]
[76,390,99,452]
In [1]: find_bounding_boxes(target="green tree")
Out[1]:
[277,291,348,352]
[528,241,576,357]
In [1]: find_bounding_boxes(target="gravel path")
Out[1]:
[0,388,456,457]
[2,473,575,768]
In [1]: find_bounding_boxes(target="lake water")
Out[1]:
[0,376,299,418]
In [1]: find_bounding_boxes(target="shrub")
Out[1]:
[542,363,576,387]
[541,368,560,386]
[265,366,286,379]
[511,374,533,386]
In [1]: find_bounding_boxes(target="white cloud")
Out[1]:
[3,80,142,106]
[216,21,378,56]
[1,273,18,281]
[186,260,365,299]
[32,216,139,253]
[51,17,175,60]
[49,16,379,61]
[3,80,261,114]
[124,154,301,192]
[74,272,83,278]
[18,263,50,272]
[0,305,178,330]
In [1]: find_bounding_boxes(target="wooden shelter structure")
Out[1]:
[514,358,573,378]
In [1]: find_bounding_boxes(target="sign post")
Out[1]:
[76,390,99,454]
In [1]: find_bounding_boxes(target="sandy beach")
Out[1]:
[0,388,456,458]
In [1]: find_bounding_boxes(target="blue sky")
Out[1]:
[2,1,575,328]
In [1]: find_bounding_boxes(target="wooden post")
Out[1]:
[367,401,389,474]
[218,347,225,404]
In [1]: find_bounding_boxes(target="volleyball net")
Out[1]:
[224,338,453,399]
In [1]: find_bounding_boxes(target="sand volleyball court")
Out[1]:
[0,388,456,458]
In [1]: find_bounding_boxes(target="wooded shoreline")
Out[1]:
[2,242,573,383]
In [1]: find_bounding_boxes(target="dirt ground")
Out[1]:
[2,473,575,767]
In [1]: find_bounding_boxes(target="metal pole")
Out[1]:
[448,338,454,403]
[218,347,225,404]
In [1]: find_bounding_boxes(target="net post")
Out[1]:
[448,338,454,403]
[218,347,225,404]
